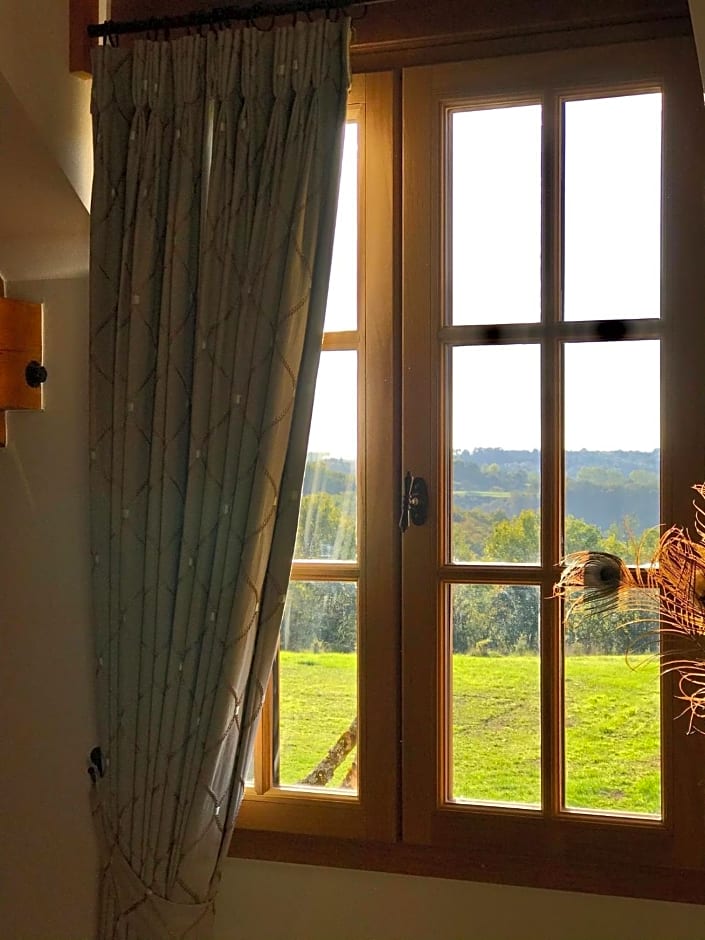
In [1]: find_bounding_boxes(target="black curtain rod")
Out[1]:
[87,0,390,39]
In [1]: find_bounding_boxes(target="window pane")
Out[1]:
[563,339,661,815]
[450,583,541,805]
[564,341,660,564]
[451,345,541,563]
[276,581,358,792]
[296,350,357,562]
[324,122,358,332]
[563,598,661,816]
[563,93,662,321]
[451,104,541,325]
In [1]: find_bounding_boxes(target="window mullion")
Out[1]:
[540,88,564,818]
[253,670,275,795]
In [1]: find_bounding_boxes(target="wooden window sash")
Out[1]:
[233,36,705,900]
[236,71,399,844]
[401,37,705,869]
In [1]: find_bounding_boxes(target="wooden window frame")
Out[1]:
[402,33,705,882]
[234,71,400,844]
[232,35,705,905]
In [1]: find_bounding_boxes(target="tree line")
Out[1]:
[282,452,659,657]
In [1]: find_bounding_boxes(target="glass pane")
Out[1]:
[450,584,541,805]
[296,350,357,562]
[276,581,358,792]
[563,339,661,815]
[564,596,661,816]
[451,345,541,563]
[564,341,660,564]
[564,93,662,321]
[323,122,358,332]
[451,104,541,325]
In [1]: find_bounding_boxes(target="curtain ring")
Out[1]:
[351,3,368,22]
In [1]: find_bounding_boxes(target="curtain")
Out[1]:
[89,18,349,939]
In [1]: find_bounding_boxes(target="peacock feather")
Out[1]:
[555,483,705,732]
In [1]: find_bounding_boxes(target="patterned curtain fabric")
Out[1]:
[89,19,349,939]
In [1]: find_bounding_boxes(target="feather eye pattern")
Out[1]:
[555,484,705,733]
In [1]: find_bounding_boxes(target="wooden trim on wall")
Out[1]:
[70,0,691,76]
[70,0,99,75]
[229,828,705,906]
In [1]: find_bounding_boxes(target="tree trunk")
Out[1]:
[299,716,357,787]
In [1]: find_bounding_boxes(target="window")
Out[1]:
[233,37,705,902]
[236,73,398,842]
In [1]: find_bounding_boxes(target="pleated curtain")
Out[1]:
[89,18,349,939]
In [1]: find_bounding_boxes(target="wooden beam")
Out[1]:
[0,298,44,448]
[70,0,99,76]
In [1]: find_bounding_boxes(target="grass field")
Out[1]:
[278,651,661,816]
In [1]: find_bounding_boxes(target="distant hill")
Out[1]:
[453,448,659,533]
[302,448,661,535]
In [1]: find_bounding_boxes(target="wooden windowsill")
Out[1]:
[229,828,705,906]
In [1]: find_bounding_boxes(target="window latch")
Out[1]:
[399,471,429,532]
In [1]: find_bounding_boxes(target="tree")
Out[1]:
[483,509,539,563]
[281,579,357,653]
[295,490,356,560]
[564,515,603,554]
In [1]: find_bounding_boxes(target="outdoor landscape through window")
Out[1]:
[257,91,664,818]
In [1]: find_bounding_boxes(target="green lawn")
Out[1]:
[278,651,661,816]
[278,651,358,787]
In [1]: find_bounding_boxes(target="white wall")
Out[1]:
[0,275,99,940]
[0,1,92,207]
[217,859,705,940]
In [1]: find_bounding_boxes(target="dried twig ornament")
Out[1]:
[555,484,705,733]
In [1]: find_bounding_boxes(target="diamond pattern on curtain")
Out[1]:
[89,19,349,939]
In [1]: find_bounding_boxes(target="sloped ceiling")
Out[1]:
[0,70,89,282]
[689,0,705,96]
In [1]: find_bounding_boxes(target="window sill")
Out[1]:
[229,828,705,906]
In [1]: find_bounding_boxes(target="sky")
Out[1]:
[307,92,663,460]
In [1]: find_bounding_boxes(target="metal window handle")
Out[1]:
[399,471,429,532]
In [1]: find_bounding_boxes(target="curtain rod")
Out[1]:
[87,0,392,40]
